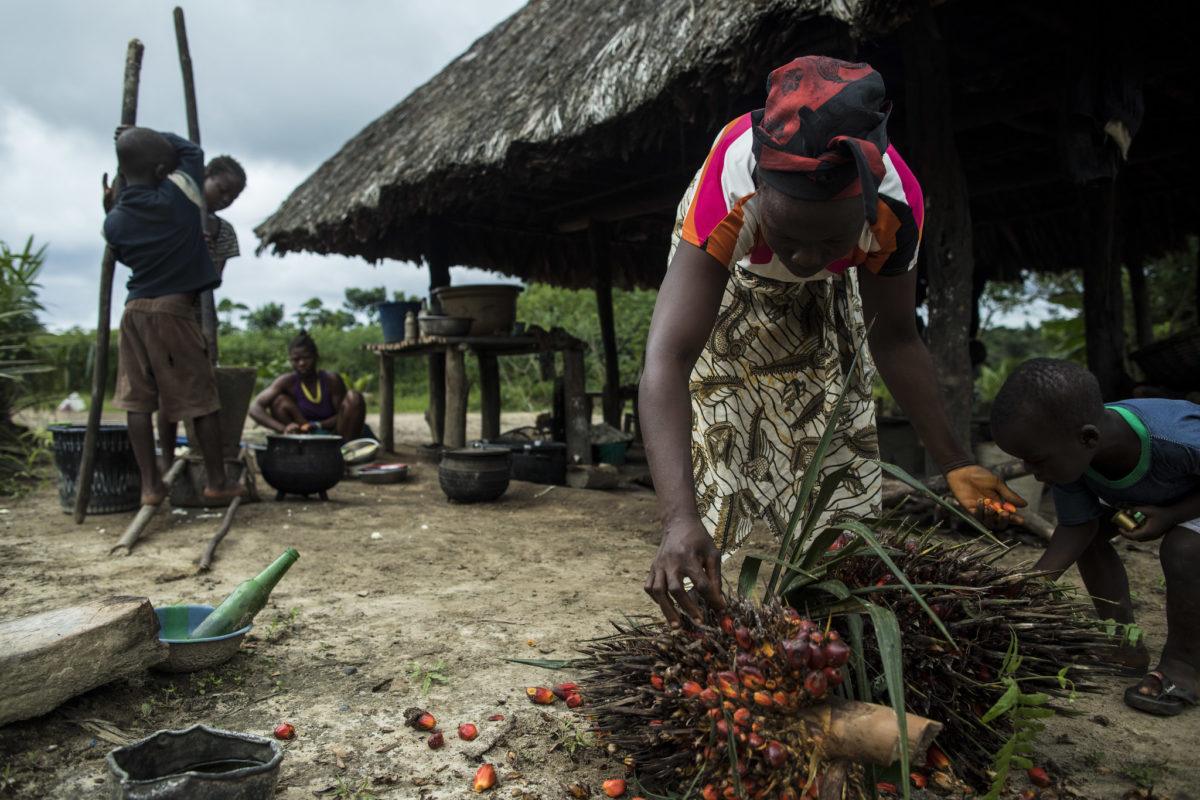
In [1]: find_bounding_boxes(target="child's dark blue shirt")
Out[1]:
[1052,399,1200,525]
[102,132,219,301]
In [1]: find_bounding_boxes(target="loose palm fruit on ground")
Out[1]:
[603,778,627,797]
[552,682,580,700]
[404,707,437,730]
[458,723,479,741]
[427,731,444,749]
[487,714,504,721]
[527,686,556,704]
[473,764,497,792]
[1028,766,1050,787]
[273,723,295,740]
[566,693,584,708]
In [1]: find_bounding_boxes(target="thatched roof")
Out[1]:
[256,0,1197,290]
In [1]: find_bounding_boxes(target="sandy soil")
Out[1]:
[0,411,1196,800]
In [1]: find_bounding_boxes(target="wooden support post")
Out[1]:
[379,354,394,452]
[479,352,501,441]
[589,221,622,428]
[444,345,468,448]
[1082,179,1130,399]
[427,221,451,444]
[75,39,144,524]
[563,345,591,464]
[902,9,975,467]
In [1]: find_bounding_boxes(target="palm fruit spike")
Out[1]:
[572,594,865,799]
[824,528,1123,790]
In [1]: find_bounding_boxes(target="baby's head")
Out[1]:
[990,358,1106,485]
[205,155,246,212]
[115,127,177,185]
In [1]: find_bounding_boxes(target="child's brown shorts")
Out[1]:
[113,297,221,423]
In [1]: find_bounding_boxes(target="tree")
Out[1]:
[246,302,285,331]
[344,286,387,320]
[216,297,249,333]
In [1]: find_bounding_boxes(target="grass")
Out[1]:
[408,659,450,695]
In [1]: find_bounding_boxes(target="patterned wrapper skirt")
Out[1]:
[690,265,882,556]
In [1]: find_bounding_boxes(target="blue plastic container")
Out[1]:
[376,300,423,343]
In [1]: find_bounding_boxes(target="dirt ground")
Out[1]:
[1,410,1196,800]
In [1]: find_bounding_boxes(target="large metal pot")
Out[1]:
[253,434,344,500]
[438,447,511,503]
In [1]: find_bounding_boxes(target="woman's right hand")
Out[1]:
[645,517,726,628]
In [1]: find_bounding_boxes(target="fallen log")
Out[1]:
[0,597,166,726]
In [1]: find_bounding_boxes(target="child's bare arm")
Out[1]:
[160,132,205,187]
[1034,518,1100,577]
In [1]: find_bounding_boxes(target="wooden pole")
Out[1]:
[197,457,248,570]
[589,221,622,428]
[173,6,219,365]
[379,354,395,452]
[444,345,468,448]
[110,458,187,556]
[74,39,144,524]
[479,353,501,441]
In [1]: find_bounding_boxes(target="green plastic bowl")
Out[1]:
[153,605,251,673]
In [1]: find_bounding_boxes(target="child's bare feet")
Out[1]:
[204,483,248,501]
[141,483,169,506]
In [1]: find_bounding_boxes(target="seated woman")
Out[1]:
[249,330,367,441]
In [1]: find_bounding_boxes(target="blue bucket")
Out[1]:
[376,300,423,343]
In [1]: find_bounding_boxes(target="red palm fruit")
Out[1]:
[764,740,786,768]
[649,674,664,690]
[735,626,753,649]
[458,723,479,741]
[783,607,801,623]
[875,783,897,795]
[716,672,740,699]
[273,723,295,740]
[473,764,497,792]
[602,778,626,797]
[909,772,927,788]
[566,693,584,708]
[681,680,703,698]
[781,637,810,669]
[722,786,738,800]
[407,710,437,731]
[1028,766,1050,787]
[719,616,734,634]
[823,637,850,668]
[487,714,504,721]
[735,652,754,668]
[823,667,844,688]
[738,665,765,689]
[706,707,721,721]
[648,719,663,727]
[804,669,828,698]
[764,678,777,690]
[427,731,445,749]
[1002,501,1017,513]
[715,719,729,737]
[748,733,764,750]
[808,630,824,645]
[925,744,949,769]
[702,784,719,800]
[772,690,789,705]
[526,686,556,704]
[699,688,720,707]
[733,707,751,727]
[752,691,774,708]
[807,645,827,670]
[552,682,580,700]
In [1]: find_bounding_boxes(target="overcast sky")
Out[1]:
[0,0,527,331]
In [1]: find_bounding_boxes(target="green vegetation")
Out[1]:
[1,237,51,494]
[408,658,450,694]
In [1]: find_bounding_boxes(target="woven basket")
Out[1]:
[1131,326,1200,389]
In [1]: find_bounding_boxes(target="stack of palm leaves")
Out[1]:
[569,364,1128,799]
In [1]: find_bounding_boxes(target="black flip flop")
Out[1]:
[1123,670,1199,716]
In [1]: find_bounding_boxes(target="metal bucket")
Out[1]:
[106,724,282,800]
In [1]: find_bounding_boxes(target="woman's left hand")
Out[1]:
[945,464,1027,528]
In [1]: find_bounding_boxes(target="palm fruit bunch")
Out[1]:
[576,594,864,800]
[824,530,1118,789]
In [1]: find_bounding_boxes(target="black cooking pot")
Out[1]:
[253,434,344,500]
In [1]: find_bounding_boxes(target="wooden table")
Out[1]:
[362,329,591,464]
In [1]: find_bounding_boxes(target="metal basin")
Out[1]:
[106,724,282,800]
[253,434,344,500]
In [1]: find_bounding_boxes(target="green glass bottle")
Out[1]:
[188,548,300,639]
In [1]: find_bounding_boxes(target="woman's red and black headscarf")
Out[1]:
[751,56,892,224]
